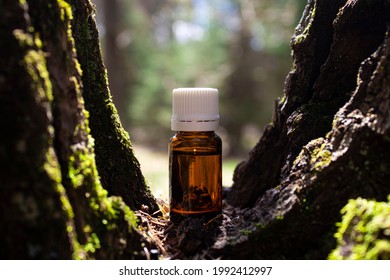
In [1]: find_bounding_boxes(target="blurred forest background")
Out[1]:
[91,0,306,198]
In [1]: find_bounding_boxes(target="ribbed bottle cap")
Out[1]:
[171,88,219,131]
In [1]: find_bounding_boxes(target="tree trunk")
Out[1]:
[0,0,155,259]
[217,0,390,259]
[1,0,390,260]
[68,0,158,213]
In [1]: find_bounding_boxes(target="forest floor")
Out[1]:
[135,197,226,260]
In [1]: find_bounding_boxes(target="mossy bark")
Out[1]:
[217,0,390,259]
[0,0,152,259]
[228,0,389,208]
[0,1,73,259]
[67,0,158,213]
[166,0,390,259]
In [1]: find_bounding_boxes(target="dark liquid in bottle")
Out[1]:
[170,150,222,220]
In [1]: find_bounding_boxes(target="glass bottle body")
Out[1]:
[169,131,222,221]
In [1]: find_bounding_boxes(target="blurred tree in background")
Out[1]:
[92,0,306,156]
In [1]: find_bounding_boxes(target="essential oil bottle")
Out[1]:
[169,88,222,222]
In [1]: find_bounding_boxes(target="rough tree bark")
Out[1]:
[0,0,156,259]
[1,0,390,260]
[217,0,390,259]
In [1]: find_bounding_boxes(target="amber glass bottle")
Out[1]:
[169,88,222,222]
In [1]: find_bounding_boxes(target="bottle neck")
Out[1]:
[171,120,219,132]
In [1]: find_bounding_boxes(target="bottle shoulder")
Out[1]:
[170,131,221,141]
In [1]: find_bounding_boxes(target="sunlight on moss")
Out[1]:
[329,197,390,260]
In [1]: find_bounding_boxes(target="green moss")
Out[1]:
[45,146,81,258]
[65,131,142,258]
[292,138,332,174]
[108,196,138,229]
[83,233,101,253]
[329,197,390,259]
[294,113,304,124]
[13,29,33,46]
[67,131,139,246]
[56,0,83,77]
[57,0,73,21]
[312,145,332,171]
[44,146,62,184]
[68,144,96,189]
[276,214,284,220]
[293,4,316,45]
[240,229,253,236]
[24,50,52,100]
[14,30,53,102]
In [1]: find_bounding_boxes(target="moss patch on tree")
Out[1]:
[330,197,390,259]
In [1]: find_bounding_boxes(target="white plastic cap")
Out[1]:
[171,88,219,131]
